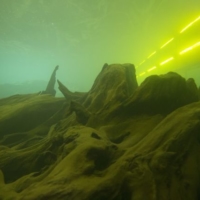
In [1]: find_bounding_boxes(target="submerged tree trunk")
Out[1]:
[0,63,200,200]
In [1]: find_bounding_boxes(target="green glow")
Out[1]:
[180,16,200,33]
[1,1,200,90]
[160,57,174,66]
[147,51,156,59]
[139,72,146,76]
[180,42,200,55]
[147,66,157,72]
[160,38,174,49]
[139,60,146,65]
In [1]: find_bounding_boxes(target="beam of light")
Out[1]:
[147,66,157,72]
[139,72,146,76]
[179,42,200,55]
[160,38,174,49]
[180,47,193,55]
[180,16,200,33]
[147,51,156,59]
[139,60,146,65]
[160,57,174,66]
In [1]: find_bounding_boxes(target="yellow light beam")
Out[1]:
[160,57,174,66]
[147,66,157,72]
[147,51,156,59]
[180,16,200,33]
[139,60,146,65]
[160,38,174,49]
[180,47,193,55]
[180,41,200,55]
[139,72,146,76]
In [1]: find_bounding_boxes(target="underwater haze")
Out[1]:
[0,0,200,97]
[1,2,200,199]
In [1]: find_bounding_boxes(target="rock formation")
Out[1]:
[0,63,200,200]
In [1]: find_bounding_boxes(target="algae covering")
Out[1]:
[0,63,200,199]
